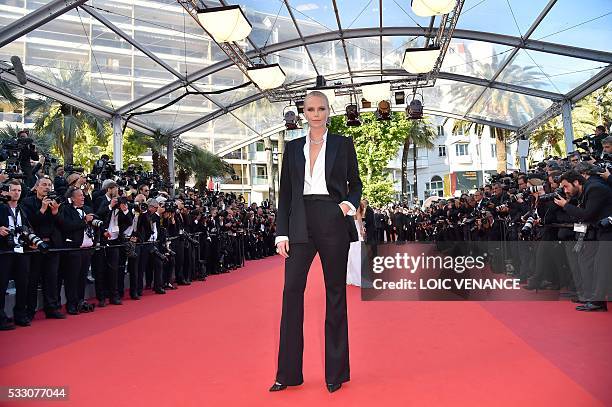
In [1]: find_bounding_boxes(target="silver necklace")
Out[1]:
[309,137,324,145]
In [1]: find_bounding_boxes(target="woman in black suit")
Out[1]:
[270,91,362,393]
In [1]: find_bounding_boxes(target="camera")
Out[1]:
[163,201,177,213]
[91,219,104,228]
[8,226,50,253]
[150,245,169,263]
[519,211,538,238]
[46,191,65,204]
[64,164,84,174]
[538,187,564,203]
[526,185,544,194]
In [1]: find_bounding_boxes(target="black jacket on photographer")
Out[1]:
[20,195,62,247]
[535,198,564,241]
[0,203,31,251]
[53,175,68,198]
[58,204,95,248]
[137,211,162,246]
[562,176,612,240]
[95,199,132,243]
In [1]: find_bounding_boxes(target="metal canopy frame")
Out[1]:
[1,0,610,154]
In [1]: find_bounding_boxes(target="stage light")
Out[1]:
[345,104,361,127]
[402,46,441,74]
[375,100,391,121]
[197,5,252,43]
[411,0,457,16]
[406,98,424,119]
[247,64,286,90]
[394,91,405,105]
[361,82,390,104]
[283,110,300,130]
[295,100,304,114]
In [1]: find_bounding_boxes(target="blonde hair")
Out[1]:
[304,90,330,109]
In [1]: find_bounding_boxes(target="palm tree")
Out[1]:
[175,144,231,189]
[128,128,172,183]
[24,67,105,165]
[400,119,436,202]
[0,79,19,106]
[530,117,565,158]
[449,53,548,171]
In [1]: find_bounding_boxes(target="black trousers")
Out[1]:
[140,244,163,290]
[64,249,93,309]
[128,246,141,297]
[28,251,60,315]
[1,254,30,322]
[172,238,185,283]
[276,198,350,386]
[94,243,120,301]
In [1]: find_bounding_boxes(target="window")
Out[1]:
[438,145,446,157]
[490,144,497,158]
[255,141,265,152]
[455,143,469,156]
[437,125,444,136]
[452,124,465,136]
[425,175,444,198]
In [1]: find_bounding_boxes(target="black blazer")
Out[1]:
[0,204,31,251]
[59,204,93,248]
[276,134,362,244]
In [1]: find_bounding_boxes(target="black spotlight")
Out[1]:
[345,104,361,127]
[295,100,304,114]
[284,110,299,130]
[394,91,405,105]
[375,100,391,121]
[406,98,423,119]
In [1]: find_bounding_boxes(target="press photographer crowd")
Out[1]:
[364,127,612,312]
[1,130,277,331]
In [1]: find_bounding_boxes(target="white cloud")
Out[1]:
[296,3,319,12]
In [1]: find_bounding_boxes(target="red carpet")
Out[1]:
[1,255,610,406]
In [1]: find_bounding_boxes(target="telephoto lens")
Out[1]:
[91,219,104,228]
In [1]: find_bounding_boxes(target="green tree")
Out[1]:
[24,67,105,165]
[0,79,19,107]
[128,128,172,183]
[400,119,436,201]
[572,83,612,136]
[530,117,565,158]
[175,144,231,189]
[330,112,405,206]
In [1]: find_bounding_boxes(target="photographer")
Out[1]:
[16,130,40,188]
[172,200,189,285]
[524,177,569,291]
[58,187,97,315]
[137,198,165,294]
[160,201,179,290]
[53,165,68,197]
[0,180,32,329]
[93,180,129,306]
[122,194,146,300]
[554,170,612,312]
[21,177,65,320]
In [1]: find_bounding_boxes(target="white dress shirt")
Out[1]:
[275,131,356,245]
[76,208,94,248]
[7,206,22,247]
